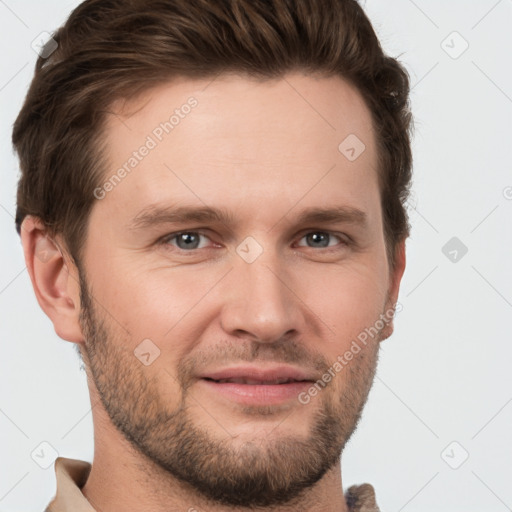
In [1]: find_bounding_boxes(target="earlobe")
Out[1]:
[20,216,84,344]
[380,239,407,342]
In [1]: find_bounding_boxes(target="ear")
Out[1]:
[20,216,84,344]
[380,238,406,342]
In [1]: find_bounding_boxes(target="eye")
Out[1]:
[157,229,349,254]
[296,231,347,249]
[161,231,213,251]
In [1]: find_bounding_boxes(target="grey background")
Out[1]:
[1,0,511,510]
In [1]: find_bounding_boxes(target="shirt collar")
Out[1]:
[45,457,95,512]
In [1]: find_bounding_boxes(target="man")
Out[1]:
[13,0,412,510]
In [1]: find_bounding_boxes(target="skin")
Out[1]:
[21,71,406,512]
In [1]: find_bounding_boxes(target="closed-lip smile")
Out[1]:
[198,365,318,405]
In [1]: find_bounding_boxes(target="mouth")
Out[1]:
[203,377,309,385]
[197,366,316,405]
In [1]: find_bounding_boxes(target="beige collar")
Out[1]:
[45,457,95,512]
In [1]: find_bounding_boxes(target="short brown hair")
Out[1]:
[13,0,413,269]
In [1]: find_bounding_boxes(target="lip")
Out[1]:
[199,365,317,383]
[197,365,317,406]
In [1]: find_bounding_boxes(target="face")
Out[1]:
[78,72,402,507]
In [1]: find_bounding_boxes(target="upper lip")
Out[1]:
[199,365,317,384]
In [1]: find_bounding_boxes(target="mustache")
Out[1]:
[177,338,330,387]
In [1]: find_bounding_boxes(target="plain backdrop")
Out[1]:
[1,1,511,511]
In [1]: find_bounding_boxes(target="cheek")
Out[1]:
[301,261,389,351]
[90,259,226,350]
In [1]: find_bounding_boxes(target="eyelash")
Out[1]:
[157,230,351,254]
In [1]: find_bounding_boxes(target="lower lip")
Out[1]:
[198,378,312,405]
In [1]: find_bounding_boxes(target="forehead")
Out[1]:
[97,72,380,227]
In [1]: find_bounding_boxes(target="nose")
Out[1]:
[219,248,305,343]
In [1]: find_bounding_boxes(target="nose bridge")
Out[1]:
[220,239,302,342]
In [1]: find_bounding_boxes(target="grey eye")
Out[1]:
[171,232,205,250]
[305,232,331,248]
[297,232,344,249]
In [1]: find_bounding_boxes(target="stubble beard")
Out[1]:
[78,271,380,508]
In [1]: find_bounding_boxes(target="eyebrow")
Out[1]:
[129,203,368,231]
